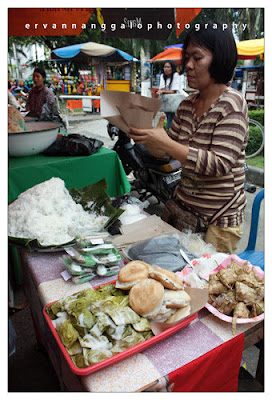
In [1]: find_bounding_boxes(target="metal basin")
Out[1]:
[8,121,61,157]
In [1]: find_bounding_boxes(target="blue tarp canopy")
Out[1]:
[165,44,183,49]
[235,65,264,77]
[51,42,134,65]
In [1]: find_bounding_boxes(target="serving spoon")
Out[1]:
[179,248,209,284]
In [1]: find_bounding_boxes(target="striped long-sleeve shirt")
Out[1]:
[168,87,249,228]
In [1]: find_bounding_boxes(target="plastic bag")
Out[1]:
[119,204,147,226]
[178,252,229,289]
[43,134,103,156]
[40,101,61,122]
[179,230,216,258]
[121,196,149,209]
[118,196,150,226]
[126,233,195,272]
[112,195,149,210]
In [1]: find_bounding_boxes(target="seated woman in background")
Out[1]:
[26,67,59,120]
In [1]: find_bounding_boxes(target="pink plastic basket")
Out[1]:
[203,254,264,324]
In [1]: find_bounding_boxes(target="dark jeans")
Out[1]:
[165,112,175,131]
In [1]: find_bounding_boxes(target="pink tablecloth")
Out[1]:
[19,249,257,392]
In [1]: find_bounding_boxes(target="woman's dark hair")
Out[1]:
[181,22,237,84]
[162,60,176,88]
[33,67,46,79]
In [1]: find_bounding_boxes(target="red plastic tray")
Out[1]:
[43,283,197,376]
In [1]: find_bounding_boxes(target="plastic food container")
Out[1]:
[203,254,264,324]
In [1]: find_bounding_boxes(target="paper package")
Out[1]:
[150,287,209,335]
[100,90,162,133]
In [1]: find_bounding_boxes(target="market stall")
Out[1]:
[16,238,263,392]
[51,42,138,94]
[235,38,264,108]
[50,42,138,121]
[8,169,264,391]
[8,10,264,392]
[234,65,264,108]
[236,38,264,60]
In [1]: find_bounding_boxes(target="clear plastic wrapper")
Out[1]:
[179,230,217,258]
[63,236,122,283]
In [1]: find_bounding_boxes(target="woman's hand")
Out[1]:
[128,114,169,149]
[156,89,164,97]
[128,114,189,163]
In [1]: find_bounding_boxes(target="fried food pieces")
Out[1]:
[208,258,264,335]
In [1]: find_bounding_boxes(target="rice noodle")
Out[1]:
[8,177,109,246]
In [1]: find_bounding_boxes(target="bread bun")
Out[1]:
[165,304,191,323]
[115,260,151,290]
[163,289,191,308]
[129,278,164,316]
[149,266,184,290]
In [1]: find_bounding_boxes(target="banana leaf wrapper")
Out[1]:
[45,283,153,368]
[69,178,124,229]
[8,236,75,252]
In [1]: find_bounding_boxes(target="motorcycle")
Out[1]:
[107,123,256,203]
[107,123,182,203]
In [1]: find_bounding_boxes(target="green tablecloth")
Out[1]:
[8,147,131,203]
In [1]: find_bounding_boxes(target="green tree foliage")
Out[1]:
[248,110,264,126]
[235,8,264,40]
[177,8,264,43]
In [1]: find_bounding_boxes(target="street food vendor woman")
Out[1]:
[26,67,59,120]
[128,22,249,254]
